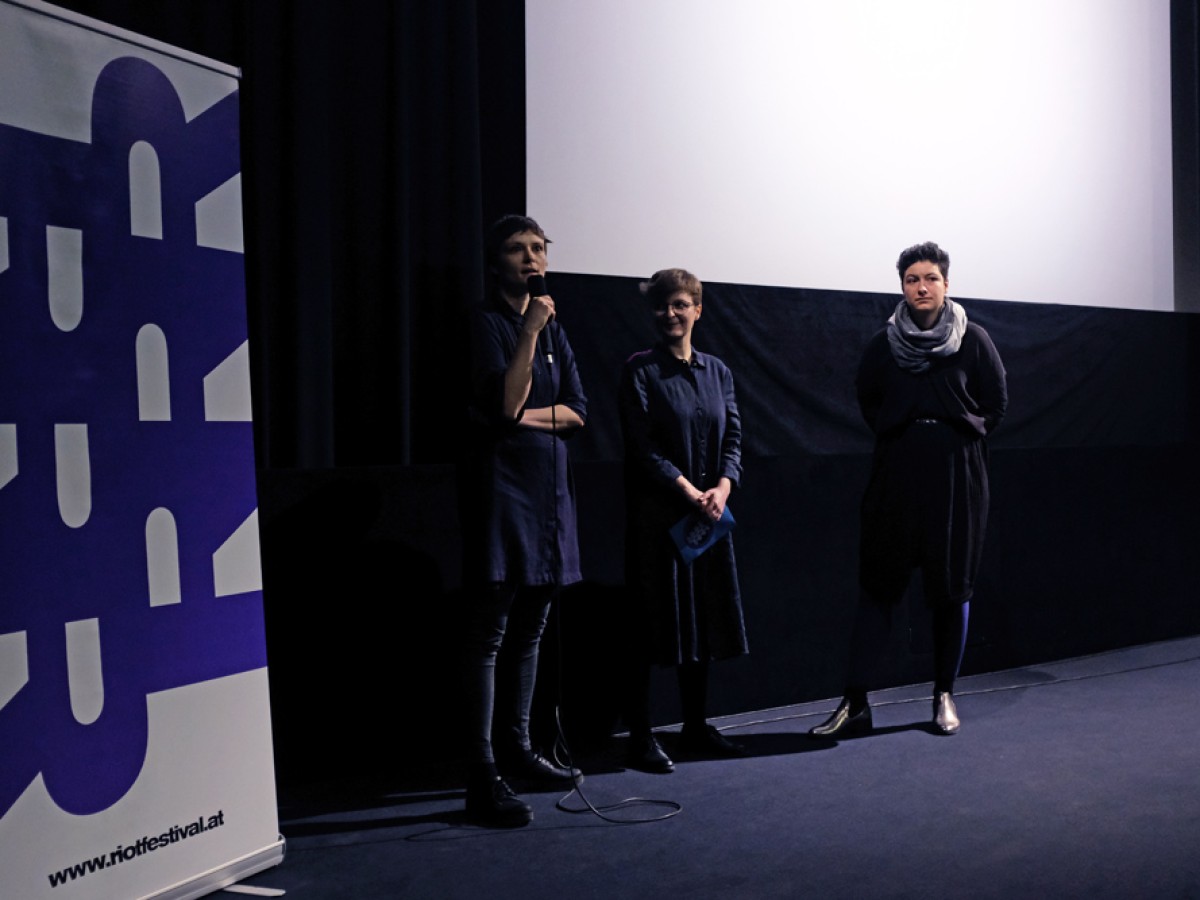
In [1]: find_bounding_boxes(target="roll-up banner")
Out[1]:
[0,1,283,897]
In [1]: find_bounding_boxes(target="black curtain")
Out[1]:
[1174,0,1200,313]
[54,0,525,467]
[48,0,1200,468]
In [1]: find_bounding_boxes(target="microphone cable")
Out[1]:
[538,313,681,824]
[548,614,682,824]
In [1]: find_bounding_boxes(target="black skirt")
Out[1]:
[859,419,990,606]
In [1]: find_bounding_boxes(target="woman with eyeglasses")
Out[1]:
[618,268,747,773]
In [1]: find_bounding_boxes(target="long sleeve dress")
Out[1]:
[619,345,747,665]
[462,295,587,587]
[855,322,1007,605]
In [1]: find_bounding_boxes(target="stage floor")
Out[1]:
[227,635,1200,899]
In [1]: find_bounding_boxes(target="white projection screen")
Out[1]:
[526,0,1174,311]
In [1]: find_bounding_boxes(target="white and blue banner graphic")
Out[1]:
[0,2,282,897]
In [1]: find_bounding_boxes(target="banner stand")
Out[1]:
[0,2,283,897]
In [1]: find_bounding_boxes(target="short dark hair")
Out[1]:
[639,268,702,306]
[484,214,550,267]
[896,241,950,282]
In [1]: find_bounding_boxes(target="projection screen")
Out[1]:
[527,0,1174,311]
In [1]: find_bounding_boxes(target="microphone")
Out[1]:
[526,274,554,365]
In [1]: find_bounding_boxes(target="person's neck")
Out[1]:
[501,288,529,315]
[665,336,692,362]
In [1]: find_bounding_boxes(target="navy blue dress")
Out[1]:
[619,345,747,665]
[463,296,587,586]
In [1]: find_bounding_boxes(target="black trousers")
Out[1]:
[845,590,970,700]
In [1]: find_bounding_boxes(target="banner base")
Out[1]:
[140,838,286,900]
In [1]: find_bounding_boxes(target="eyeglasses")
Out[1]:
[652,301,696,315]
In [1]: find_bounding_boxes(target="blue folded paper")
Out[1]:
[669,506,736,563]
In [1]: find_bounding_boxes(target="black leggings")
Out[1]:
[845,591,969,704]
[464,584,554,765]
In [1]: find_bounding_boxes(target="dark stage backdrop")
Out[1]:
[53,0,526,468]
[44,0,1200,785]
[529,277,1200,755]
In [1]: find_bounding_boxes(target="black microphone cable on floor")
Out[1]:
[549,705,682,825]
[544,577,681,825]
[540,316,680,825]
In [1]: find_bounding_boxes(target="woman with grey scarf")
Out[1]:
[811,241,1007,738]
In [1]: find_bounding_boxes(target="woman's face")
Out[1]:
[493,230,548,295]
[902,259,948,326]
[653,290,701,342]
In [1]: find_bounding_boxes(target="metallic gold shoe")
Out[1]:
[933,691,960,735]
[809,698,872,737]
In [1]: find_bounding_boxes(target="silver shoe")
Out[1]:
[933,691,960,735]
[809,698,872,737]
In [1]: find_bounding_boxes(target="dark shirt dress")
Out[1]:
[619,345,747,665]
[463,296,587,587]
[856,322,1007,605]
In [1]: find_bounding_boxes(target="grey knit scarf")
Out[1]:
[886,298,967,373]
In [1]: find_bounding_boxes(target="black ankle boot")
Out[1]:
[679,723,746,758]
[510,750,583,785]
[625,734,674,774]
[465,767,532,828]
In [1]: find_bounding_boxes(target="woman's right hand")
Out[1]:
[523,295,555,334]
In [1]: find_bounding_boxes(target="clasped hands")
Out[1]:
[692,481,730,522]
